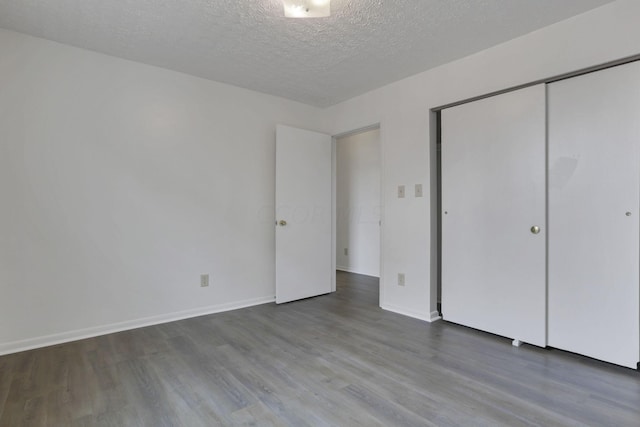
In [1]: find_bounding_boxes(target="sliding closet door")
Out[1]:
[548,62,640,369]
[441,85,546,347]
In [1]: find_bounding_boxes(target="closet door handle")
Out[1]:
[530,226,540,235]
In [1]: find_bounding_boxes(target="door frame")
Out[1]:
[332,123,383,306]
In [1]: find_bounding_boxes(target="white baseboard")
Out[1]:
[336,266,380,278]
[0,295,275,356]
[381,303,441,323]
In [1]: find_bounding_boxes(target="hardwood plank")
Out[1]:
[230,401,287,427]
[0,271,639,426]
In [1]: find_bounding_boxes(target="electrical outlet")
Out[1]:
[200,274,209,287]
[344,248,349,256]
[398,273,405,287]
[398,185,405,198]
[415,184,423,198]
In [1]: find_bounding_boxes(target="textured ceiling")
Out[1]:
[0,0,615,107]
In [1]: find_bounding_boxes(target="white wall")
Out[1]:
[336,129,380,277]
[324,0,640,322]
[0,29,328,354]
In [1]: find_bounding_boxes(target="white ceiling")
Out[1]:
[0,0,615,107]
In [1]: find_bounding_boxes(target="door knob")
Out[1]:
[279,220,287,226]
[530,226,540,234]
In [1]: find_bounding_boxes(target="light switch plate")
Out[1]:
[398,185,405,198]
[415,184,423,197]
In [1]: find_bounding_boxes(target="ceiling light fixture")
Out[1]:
[283,0,330,18]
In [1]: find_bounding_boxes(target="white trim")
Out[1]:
[333,124,381,140]
[381,303,441,323]
[0,295,275,356]
[336,266,380,278]
[378,123,386,309]
[331,136,337,293]
[333,123,383,305]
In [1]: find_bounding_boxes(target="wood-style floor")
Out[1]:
[1,271,639,426]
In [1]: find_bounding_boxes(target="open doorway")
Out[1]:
[335,127,381,298]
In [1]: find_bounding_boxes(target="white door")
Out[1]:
[276,125,333,304]
[441,85,547,347]
[548,62,640,369]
